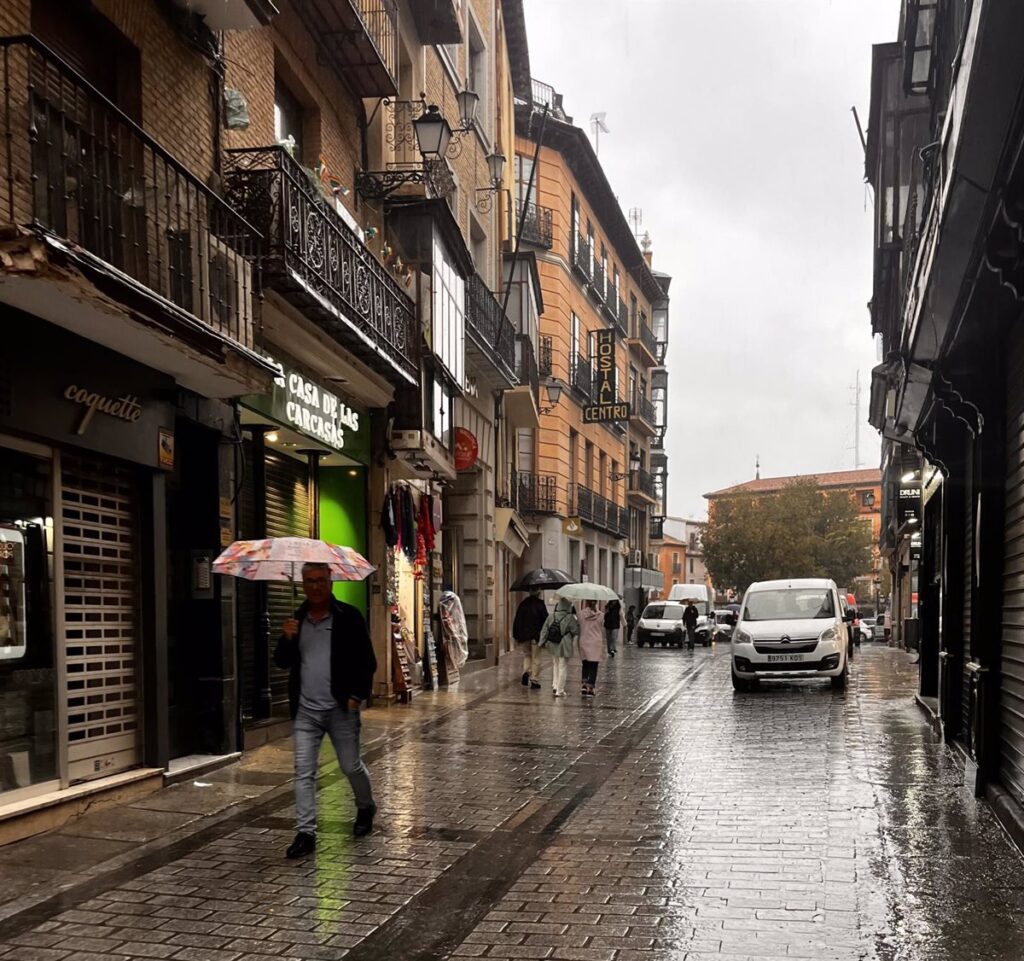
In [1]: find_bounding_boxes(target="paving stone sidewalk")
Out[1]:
[0,644,1022,960]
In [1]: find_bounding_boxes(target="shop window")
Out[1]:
[0,445,57,798]
[432,236,466,388]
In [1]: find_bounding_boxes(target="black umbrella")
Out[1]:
[510,568,574,591]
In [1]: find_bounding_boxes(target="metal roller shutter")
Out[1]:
[963,437,974,741]
[1001,326,1024,801]
[61,453,140,783]
[236,439,257,722]
[265,452,309,712]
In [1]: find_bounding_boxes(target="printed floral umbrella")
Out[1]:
[213,537,375,589]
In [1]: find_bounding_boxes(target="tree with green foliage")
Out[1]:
[703,478,874,595]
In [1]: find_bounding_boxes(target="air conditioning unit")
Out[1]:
[628,549,642,566]
[163,227,255,338]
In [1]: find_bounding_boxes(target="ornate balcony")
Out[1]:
[515,202,553,249]
[224,145,417,383]
[291,0,399,98]
[466,273,517,389]
[539,336,553,378]
[570,353,594,401]
[650,516,665,541]
[630,392,658,435]
[573,236,592,281]
[0,36,270,395]
[629,468,658,505]
[516,472,559,514]
[629,315,661,367]
[574,485,628,539]
[590,259,607,304]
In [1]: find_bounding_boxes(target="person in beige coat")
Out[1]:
[578,600,605,697]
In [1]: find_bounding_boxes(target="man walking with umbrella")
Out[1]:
[276,562,377,856]
[513,589,548,688]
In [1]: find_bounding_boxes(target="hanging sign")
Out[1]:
[243,358,370,464]
[453,427,479,471]
[897,485,920,528]
[583,329,630,424]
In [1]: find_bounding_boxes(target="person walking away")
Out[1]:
[625,605,637,645]
[275,562,378,858]
[578,600,604,696]
[513,589,547,689]
[541,597,579,697]
[604,598,623,657]
[683,601,699,651]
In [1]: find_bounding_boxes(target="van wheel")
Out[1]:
[831,659,849,690]
[732,672,756,692]
[636,638,644,648]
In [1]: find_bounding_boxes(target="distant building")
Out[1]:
[704,469,883,601]
[651,517,710,603]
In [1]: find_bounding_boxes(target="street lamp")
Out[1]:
[611,452,641,482]
[486,151,506,187]
[456,88,480,129]
[539,379,564,414]
[476,152,508,213]
[412,105,453,159]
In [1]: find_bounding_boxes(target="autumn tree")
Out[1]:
[703,478,873,594]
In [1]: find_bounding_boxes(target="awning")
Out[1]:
[495,508,530,558]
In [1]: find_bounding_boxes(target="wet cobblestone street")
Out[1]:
[1,644,1023,961]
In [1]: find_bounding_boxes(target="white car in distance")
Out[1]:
[731,578,854,692]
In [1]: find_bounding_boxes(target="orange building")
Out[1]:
[511,83,669,599]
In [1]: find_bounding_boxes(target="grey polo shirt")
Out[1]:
[298,611,335,711]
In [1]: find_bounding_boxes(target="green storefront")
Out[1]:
[237,358,371,726]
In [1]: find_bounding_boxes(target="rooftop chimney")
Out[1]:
[641,231,653,267]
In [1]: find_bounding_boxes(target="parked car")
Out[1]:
[712,610,735,640]
[636,602,686,648]
[859,616,877,643]
[731,578,855,692]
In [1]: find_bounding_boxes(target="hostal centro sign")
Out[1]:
[583,329,630,424]
[244,360,369,464]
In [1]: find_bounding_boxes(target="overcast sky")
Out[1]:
[522,0,897,519]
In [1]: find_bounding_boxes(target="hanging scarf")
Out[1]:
[419,493,436,552]
[380,488,398,547]
[401,486,417,562]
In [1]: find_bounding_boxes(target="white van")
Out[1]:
[730,578,854,691]
[666,583,713,643]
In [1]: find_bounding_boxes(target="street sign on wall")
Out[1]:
[583,329,630,424]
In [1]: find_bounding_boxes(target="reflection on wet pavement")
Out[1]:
[0,644,1022,960]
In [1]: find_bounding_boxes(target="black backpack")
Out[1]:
[544,618,563,647]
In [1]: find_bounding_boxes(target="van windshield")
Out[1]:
[643,604,683,621]
[744,589,835,621]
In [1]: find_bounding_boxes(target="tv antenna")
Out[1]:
[590,112,610,156]
[849,371,863,468]
[629,207,643,237]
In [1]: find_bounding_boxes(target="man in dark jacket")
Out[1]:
[274,562,377,858]
[683,602,699,651]
[512,589,547,689]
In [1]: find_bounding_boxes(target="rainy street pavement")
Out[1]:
[0,644,1023,960]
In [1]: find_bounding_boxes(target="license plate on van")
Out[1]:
[767,654,805,663]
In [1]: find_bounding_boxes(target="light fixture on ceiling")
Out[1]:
[266,432,279,443]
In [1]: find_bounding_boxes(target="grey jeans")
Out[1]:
[293,704,374,834]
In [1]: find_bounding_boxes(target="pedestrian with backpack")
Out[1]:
[603,598,623,657]
[541,597,579,697]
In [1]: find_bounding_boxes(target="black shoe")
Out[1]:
[286,831,316,859]
[521,672,530,686]
[530,680,541,689]
[354,802,377,838]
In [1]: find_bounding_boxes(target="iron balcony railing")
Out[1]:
[516,471,558,514]
[0,35,261,348]
[650,516,665,541]
[633,392,657,426]
[630,468,657,500]
[616,297,628,332]
[573,235,592,280]
[467,273,517,380]
[591,259,607,302]
[570,353,593,399]
[639,321,659,360]
[224,145,417,380]
[353,0,399,85]
[539,336,553,378]
[516,201,553,248]
[517,335,539,403]
[574,485,628,538]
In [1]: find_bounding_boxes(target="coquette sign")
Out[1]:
[583,329,630,425]
[64,385,143,434]
[244,360,370,464]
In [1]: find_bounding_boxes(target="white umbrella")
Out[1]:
[556,583,619,602]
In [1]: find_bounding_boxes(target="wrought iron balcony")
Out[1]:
[615,297,629,333]
[518,336,540,403]
[466,273,517,384]
[516,471,558,514]
[0,36,261,351]
[291,0,399,98]
[570,354,593,400]
[539,336,553,377]
[590,259,607,303]
[516,202,553,249]
[224,144,417,382]
[629,469,657,502]
[629,317,660,365]
[650,516,665,541]
[573,236,592,280]
[632,392,657,429]
[574,485,628,538]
